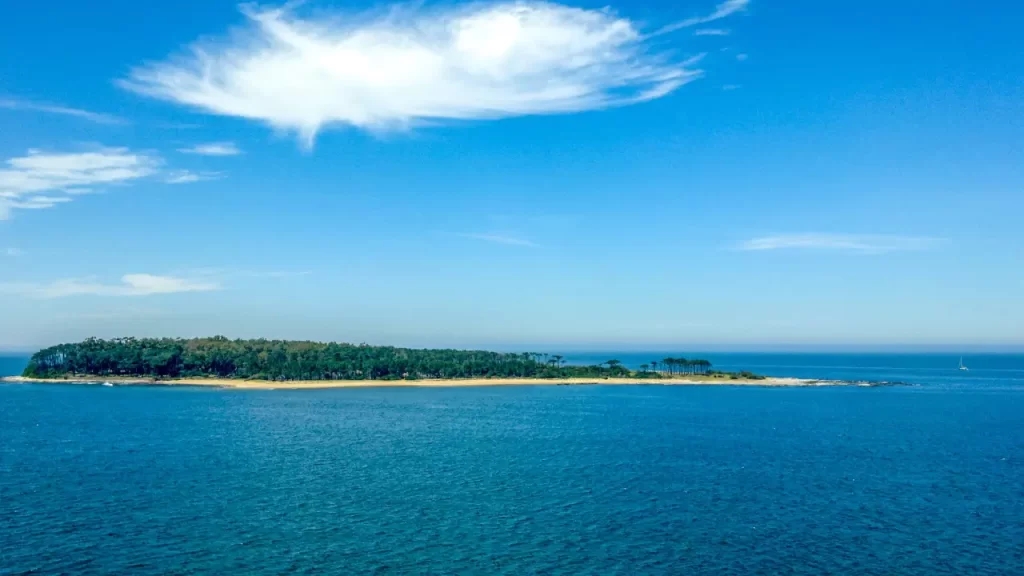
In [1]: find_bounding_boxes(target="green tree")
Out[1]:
[22,338,719,383]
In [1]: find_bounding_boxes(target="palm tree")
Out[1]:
[640,364,650,373]
[651,360,659,373]
[552,355,565,368]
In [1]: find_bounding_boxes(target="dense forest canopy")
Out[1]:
[23,337,721,381]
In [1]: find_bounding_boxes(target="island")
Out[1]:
[1,337,875,389]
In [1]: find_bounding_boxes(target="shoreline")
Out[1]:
[0,375,881,389]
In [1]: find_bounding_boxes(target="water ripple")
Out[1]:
[1,384,1022,575]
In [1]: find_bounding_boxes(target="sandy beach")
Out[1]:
[1,375,848,389]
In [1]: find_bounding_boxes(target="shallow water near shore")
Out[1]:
[1,354,1023,574]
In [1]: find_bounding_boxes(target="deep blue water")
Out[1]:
[0,355,28,379]
[562,352,1024,389]
[2,355,1023,575]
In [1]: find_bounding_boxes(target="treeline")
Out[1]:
[645,358,713,375]
[23,337,715,381]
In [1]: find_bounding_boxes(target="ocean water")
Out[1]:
[0,355,28,379]
[1,355,1023,575]
[562,352,1024,389]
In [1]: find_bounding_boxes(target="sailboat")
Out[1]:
[958,357,969,371]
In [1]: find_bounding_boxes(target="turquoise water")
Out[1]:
[1,355,1023,574]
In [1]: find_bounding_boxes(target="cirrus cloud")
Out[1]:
[119,1,750,146]
[164,169,225,184]
[738,234,947,254]
[0,148,159,220]
[0,97,127,125]
[648,0,749,37]
[0,274,221,299]
[694,28,731,36]
[177,141,242,156]
[0,147,223,219]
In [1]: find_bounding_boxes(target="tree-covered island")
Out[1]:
[20,337,764,382]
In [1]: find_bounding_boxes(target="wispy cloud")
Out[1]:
[721,84,741,91]
[0,147,159,220]
[694,28,730,36]
[4,248,23,257]
[1,267,310,299]
[649,0,749,37]
[0,147,215,219]
[118,1,749,146]
[177,142,242,156]
[1,196,74,218]
[458,233,538,247]
[738,234,946,254]
[164,170,225,184]
[735,53,749,61]
[0,98,127,125]
[0,274,221,299]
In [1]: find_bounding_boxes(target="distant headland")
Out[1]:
[1,337,885,389]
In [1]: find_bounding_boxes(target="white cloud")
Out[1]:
[5,248,22,257]
[0,147,209,219]
[118,1,752,146]
[0,274,221,299]
[738,234,946,254]
[694,28,730,36]
[736,53,749,61]
[649,0,749,37]
[177,142,242,156]
[4,196,74,210]
[0,147,159,219]
[0,98,127,125]
[458,232,537,247]
[722,84,741,91]
[0,148,158,194]
[165,170,225,184]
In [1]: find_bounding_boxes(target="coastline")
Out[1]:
[0,375,871,389]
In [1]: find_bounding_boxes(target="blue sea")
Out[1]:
[1,353,1023,575]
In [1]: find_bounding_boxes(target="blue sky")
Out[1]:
[1,0,1022,351]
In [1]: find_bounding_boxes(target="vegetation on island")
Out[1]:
[20,337,757,382]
